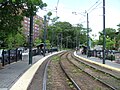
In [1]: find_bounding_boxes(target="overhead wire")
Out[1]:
[87,0,100,13]
[80,0,102,22]
[88,2,102,14]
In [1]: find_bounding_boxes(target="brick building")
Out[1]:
[23,15,43,42]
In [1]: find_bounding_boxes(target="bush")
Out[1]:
[106,55,115,61]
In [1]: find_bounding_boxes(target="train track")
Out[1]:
[28,51,120,90]
[71,52,120,89]
[59,51,116,90]
[59,52,81,90]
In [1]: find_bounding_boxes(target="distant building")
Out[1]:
[22,15,43,41]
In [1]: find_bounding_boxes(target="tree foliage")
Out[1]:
[0,0,46,48]
[98,28,116,49]
[47,21,87,49]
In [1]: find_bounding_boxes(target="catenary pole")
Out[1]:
[43,16,47,57]
[87,13,90,57]
[103,0,106,64]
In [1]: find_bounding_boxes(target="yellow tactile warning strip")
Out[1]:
[10,51,63,90]
[74,52,120,72]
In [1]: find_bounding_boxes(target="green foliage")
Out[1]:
[106,55,115,61]
[99,28,116,40]
[46,40,51,49]
[115,24,120,50]
[47,21,86,49]
[117,24,120,32]
[34,38,42,46]
[0,0,46,48]
[98,28,117,50]
[106,38,115,49]
[51,17,59,23]
[47,11,52,17]
[5,31,26,49]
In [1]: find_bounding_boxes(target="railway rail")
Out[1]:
[60,51,114,90]
[72,52,120,89]
[28,51,120,90]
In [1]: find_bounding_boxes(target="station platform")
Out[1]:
[0,50,119,90]
[75,51,120,71]
[0,51,61,90]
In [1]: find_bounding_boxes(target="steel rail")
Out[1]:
[42,52,65,90]
[72,53,120,80]
[42,59,51,90]
[68,52,117,90]
[59,52,82,90]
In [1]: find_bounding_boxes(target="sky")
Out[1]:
[37,0,120,39]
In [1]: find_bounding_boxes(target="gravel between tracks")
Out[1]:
[61,53,112,90]
[47,56,74,90]
[71,53,120,89]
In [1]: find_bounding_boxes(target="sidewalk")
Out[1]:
[75,51,120,69]
[0,52,47,90]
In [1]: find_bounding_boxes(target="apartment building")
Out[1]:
[23,15,43,41]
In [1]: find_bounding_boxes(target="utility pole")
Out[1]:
[76,26,78,49]
[51,28,53,53]
[43,15,47,57]
[103,0,106,64]
[60,33,62,50]
[57,35,59,50]
[87,13,90,57]
[29,15,33,64]
[66,37,68,48]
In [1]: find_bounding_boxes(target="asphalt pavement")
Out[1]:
[0,51,47,90]
[75,51,120,69]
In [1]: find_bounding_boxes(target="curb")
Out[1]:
[74,52,120,72]
[10,51,63,90]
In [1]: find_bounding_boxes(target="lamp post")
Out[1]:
[43,15,47,57]
[60,33,62,51]
[51,28,53,53]
[103,0,106,64]
[29,14,33,64]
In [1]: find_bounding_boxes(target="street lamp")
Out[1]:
[29,13,33,64]
[43,15,47,57]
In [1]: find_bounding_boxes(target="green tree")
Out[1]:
[105,28,116,40]
[5,30,26,49]
[115,24,120,50]
[34,37,42,46]
[0,0,46,48]
[117,24,120,32]
[98,28,116,49]
[106,38,115,50]
[47,21,86,49]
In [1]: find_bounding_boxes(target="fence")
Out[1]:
[1,48,22,66]
[81,49,120,61]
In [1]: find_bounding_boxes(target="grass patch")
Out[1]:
[66,78,75,89]
[51,56,60,62]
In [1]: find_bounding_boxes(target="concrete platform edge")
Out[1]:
[10,51,63,90]
[74,51,120,72]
